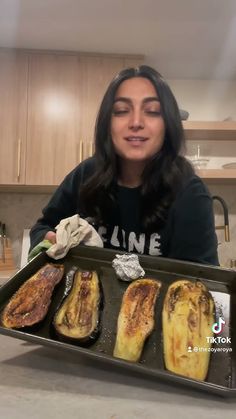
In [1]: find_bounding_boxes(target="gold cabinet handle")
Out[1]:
[79,141,83,162]
[17,138,21,180]
[89,141,94,156]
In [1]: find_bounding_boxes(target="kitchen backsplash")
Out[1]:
[0,193,50,268]
[0,184,236,268]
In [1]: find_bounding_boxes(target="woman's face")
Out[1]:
[110,77,165,164]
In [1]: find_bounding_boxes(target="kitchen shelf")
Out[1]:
[0,185,57,193]
[196,169,236,183]
[183,121,236,141]
[183,121,236,183]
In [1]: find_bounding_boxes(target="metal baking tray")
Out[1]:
[0,245,236,397]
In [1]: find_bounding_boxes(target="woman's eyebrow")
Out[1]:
[113,97,160,104]
[143,97,160,103]
[113,97,131,104]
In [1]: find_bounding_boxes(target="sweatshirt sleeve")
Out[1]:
[29,161,88,250]
[166,176,219,265]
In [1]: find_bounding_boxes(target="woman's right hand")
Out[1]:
[44,231,56,244]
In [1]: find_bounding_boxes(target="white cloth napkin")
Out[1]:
[46,214,103,260]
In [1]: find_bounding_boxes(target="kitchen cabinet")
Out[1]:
[4,50,236,188]
[25,53,143,185]
[183,121,236,183]
[78,55,143,160]
[78,55,126,160]
[0,51,28,185]
[26,53,83,185]
[0,49,143,188]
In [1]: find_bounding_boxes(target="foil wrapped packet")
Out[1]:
[112,253,145,282]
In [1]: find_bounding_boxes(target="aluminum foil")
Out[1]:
[112,253,145,281]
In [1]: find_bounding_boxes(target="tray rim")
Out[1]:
[0,245,236,397]
[0,325,235,398]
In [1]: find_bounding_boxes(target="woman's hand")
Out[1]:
[44,231,56,244]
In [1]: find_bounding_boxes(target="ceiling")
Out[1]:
[0,0,236,80]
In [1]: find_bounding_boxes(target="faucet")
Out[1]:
[212,196,230,242]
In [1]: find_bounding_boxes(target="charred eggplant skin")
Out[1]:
[1,263,64,329]
[113,278,161,362]
[53,269,102,345]
[162,279,215,381]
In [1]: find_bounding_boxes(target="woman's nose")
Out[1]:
[128,110,144,130]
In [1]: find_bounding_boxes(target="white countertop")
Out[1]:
[0,334,236,419]
[0,271,17,286]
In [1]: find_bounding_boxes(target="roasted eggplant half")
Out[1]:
[53,269,102,344]
[162,279,215,381]
[1,263,64,329]
[113,278,161,362]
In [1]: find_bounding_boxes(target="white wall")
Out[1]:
[168,79,236,121]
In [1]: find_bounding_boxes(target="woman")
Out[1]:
[30,65,219,265]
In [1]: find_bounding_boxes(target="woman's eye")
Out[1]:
[112,109,129,115]
[145,109,161,116]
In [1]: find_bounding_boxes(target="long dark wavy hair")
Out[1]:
[80,65,194,231]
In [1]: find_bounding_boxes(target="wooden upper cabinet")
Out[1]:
[79,55,143,159]
[26,53,82,185]
[0,51,143,187]
[123,57,143,68]
[79,56,124,157]
[0,51,28,185]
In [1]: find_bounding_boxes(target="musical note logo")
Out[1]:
[211,317,225,334]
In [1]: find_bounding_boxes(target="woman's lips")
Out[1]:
[124,136,148,143]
